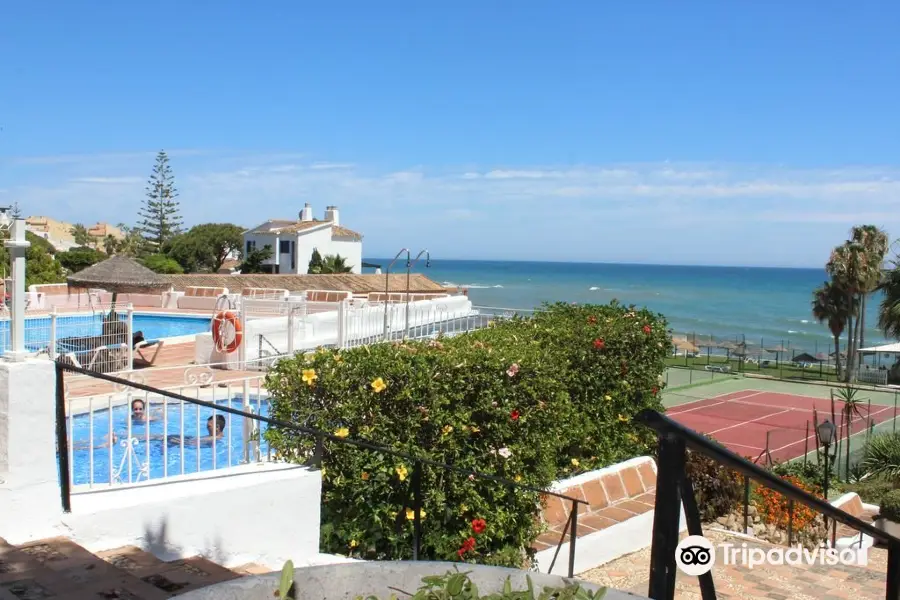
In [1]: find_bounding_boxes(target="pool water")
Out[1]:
[67,397,271,486]
[0,313,211,354]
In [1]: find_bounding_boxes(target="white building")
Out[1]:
[242,204,363,274]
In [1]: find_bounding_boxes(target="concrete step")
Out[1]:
[1,537,172,600]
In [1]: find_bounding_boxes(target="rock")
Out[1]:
[748,506,758,517]
[716,516,729,526]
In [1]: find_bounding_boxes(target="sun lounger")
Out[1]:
[704,364,731,373]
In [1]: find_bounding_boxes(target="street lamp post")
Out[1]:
[405,250,430,337]
[383,249,410,341]
[817,419,836,530]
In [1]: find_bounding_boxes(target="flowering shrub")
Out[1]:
[685,439,744,522]
[755,475,819,532]
[265,302,669,565]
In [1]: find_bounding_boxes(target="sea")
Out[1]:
[363,259,888,355]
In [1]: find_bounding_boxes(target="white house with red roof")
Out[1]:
[242,203,363,274]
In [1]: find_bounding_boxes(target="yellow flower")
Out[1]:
[470,425,480,433]
[334,353,344,364]
[460,504,469,513]
[302,369,318,386]
[618,414,629,423]
[334,427,350,438]
[442,425,454,436]
[349,539,358,548]
[320,466,327,477]
[604,395,612,402]
[514,474,522,483]
[361,472,370,481]
[396,465,408,481]
[405,508,426,520]
[571,458,580,467]
[371,377,387,393]
[627,434,639,443]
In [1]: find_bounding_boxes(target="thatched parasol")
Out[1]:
[674,339,700,354]
[67,256,172,305]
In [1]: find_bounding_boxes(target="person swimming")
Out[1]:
[71,432,118,451]
[152,415,226,446]
[130,398,149,422]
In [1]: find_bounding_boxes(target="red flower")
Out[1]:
[642,325,652,335]
[587,316,597,324]
[593,338,605,350]
[471,518,487,534]
[510,409,520,421]
[457,536,477,557]
[652,387,659,395]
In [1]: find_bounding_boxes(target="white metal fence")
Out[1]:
[65,368,271,489]
[15,304,136,373]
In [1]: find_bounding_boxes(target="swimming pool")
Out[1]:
[0,313,211,354]
[66,396,271,486]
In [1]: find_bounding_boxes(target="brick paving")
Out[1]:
[64,341,264,401]
[581,529,888,599]
[0,537,268,599]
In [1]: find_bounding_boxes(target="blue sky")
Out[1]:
[2,2,899,267]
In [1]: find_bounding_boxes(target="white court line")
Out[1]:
[668,391,767,416]
[724,441,764,451]
[773,404,896,457]
[709,409,793,435]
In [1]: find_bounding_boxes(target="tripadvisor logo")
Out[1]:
[675,535,867,575]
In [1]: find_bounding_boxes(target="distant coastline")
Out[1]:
[363,258,885,353]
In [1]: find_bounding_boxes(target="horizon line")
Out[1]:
[361,257,827,271]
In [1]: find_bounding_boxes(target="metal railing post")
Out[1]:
[743,476,750,533]
[54,362,71,513]
[681,474,716,600]
[568,499,578,578]
[787,500,794,546]
[49,307,58,360]
[887,542,900,600]
[126,304,134,369]
[412,461,423,560]
[648,432,686,600]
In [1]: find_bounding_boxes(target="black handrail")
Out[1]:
[55,361,589,576]
[637,408,900,600]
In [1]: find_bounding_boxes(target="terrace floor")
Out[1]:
[63,341,263,399]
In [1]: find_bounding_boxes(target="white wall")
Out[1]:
[243,233,278,267]
[329,238,363,274]
[0,360,66,542]
[65,464,322,569]
[293,228,334,274]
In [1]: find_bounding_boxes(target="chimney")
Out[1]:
[324,205,339,226]
[300,203,313,222]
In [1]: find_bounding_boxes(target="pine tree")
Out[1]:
[308,248,324,274]
[138,150,183,249]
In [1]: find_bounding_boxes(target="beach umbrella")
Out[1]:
[674,339,700,354]
[67,256,172,309]
[792,352,820,363]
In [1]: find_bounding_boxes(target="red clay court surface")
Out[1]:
[667,389,899,463]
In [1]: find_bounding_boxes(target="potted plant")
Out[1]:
[875,489,900,539]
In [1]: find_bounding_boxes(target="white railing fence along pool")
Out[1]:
[26,304,136,373]
[64,367,270,489]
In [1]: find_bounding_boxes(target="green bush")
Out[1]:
[862,432,900,480]
[771,460,825,495]
[686,438,744,521]
[880,490,900,522]
[839,476,896,506]
[265,302,669,565]
[141,253,183,274]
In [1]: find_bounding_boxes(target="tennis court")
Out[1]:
[661,372,900,464]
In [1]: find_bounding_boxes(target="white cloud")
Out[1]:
[5,150,900,265]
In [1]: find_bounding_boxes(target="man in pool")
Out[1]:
[72,432,118,451]
[157,415,226,446]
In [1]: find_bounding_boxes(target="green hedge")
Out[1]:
[265,302,669,565]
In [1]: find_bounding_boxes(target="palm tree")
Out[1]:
[812,281,856,380]
[103,234,117,256]
[319,254,353,274]
[834,385,866,480]
[879,258,900,340]
[826,241,868,382]
[851,225,889,352]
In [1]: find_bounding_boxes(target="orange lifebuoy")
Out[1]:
[212,311,243,354]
